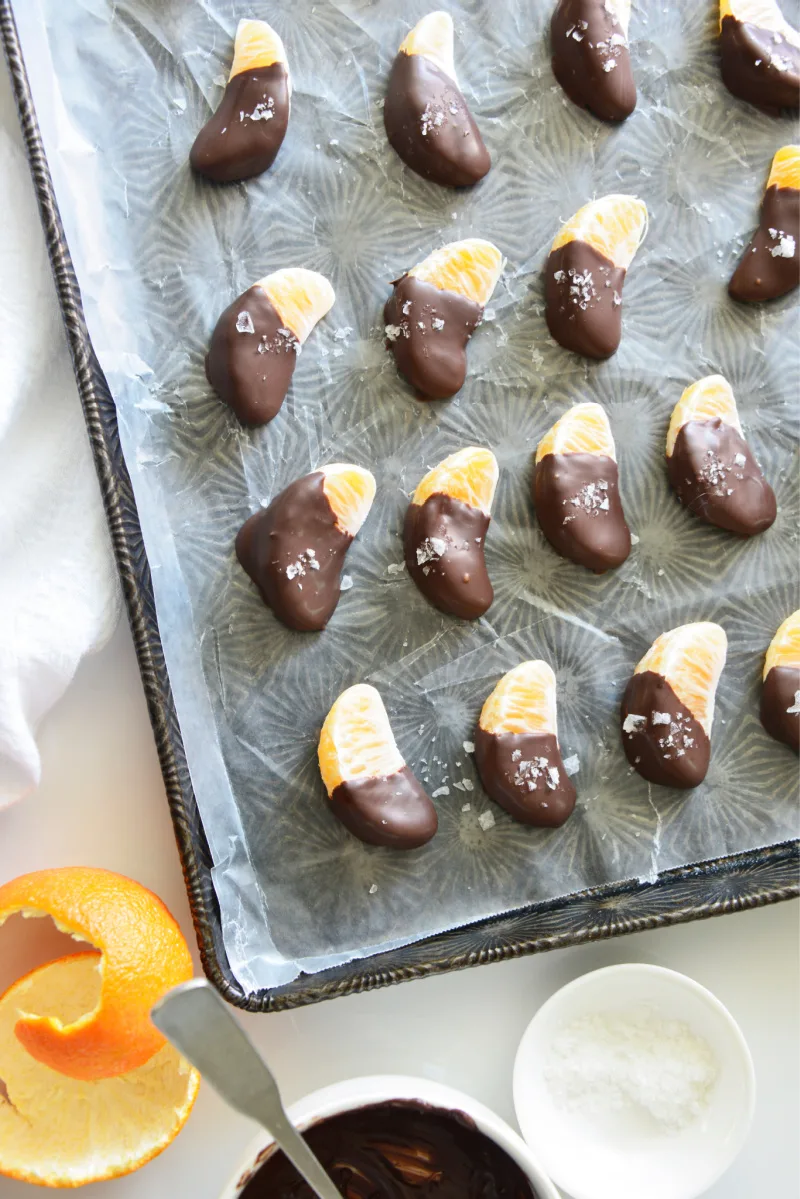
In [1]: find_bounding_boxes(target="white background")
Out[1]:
[0,621,797,1198]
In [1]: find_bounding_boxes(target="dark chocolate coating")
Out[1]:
[551,0,636,122]
[206,284,299,425]
[475,728,577,827]
[761,664,800,752]
[235,472,351,632]
[384,275,483,399]
[533,452,631,572]
[384,52,491,187]
[621,670,711,788]
[329,767,438,849]
[667,419,776,537]
[545,240,626,359]
[190,63,290,183]
[729,185,800,302]
[240,1100,537,1197]
[720,16,800,114]
[404,493,493,620]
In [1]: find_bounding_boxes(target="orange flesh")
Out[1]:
[230,19,287,80]
[635,623,727,735]
[536,402,616,464]
[258,268,335,344]
[551,195,648,270]
[412,447,498,515]
[321,465,376,537]
[764,610,800,678]
[479,661,558,736]
[768,145,800,191]
[666,375,742,458]
[318,684,405,793]
[408,239,504,307]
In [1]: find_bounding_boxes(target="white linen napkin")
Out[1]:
[0,66,119,809]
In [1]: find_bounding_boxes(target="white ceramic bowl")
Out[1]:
[513,964,756,1199]
[219,1074,560,1198]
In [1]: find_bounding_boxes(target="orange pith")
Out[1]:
[768,145,800,191]
[230,19,288,81]
[719,0,800,40]
[536,402,616,464]
[399,11,457,81]
[551,195,648,270]
[635,623,727,735]
[408,239,504,307]
[321,464,376,538]
[258,268,335,344]
[666,375,742,457]
[0,867,193,1081]
[764,610,800,678]
[480,661,558,736]
[412,447,499,515]
[319,684,405,793]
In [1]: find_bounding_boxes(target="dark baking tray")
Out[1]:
[3,1,797,1013]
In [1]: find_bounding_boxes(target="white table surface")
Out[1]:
[0,618,797,1199]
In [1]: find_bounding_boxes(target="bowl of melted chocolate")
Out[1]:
[221,1076,559,1199]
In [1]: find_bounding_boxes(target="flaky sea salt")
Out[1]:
[623,714,646,734]
[563,754,580,777]
[478,810,496,831]
[236,311,255,334]
[463,740,475,754]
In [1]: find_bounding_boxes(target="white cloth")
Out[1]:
[0,66,119,808]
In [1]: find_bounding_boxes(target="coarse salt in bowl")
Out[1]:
[513,964,755,1199]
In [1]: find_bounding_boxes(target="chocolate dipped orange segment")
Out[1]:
[475,661,577,827]
[545,195,647,359]
[385,239,503,399]
[621,623,727,788]
[533,402,631,572]
[206,268,334,425]
[666,375,776,537]
[384,11,491,187]
[551,0,636,122]
[190,19,291,183]
[318,684,438,849]
[719,0,800,113]
[235,464,375,632]
[729,145,800,302]
[404,447,498,620]
[761,610,800,752]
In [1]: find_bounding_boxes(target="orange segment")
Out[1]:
[0,954,199,1188]
[230,19,289,81]
[399,11,457,82]
[764,610,800,678]
[635,623,728,735]
[258,268,335,344]
[536,402,616,464]
[412,446,499,515]
[408,239,504,307]
[0,868,193,1081]
[319,684,405,793]
[768,145,800,191]
[666,375,742,457]
[551,195,648,270]
[719,0,800,42]
[480,661,557,736]
[321,464,376,537]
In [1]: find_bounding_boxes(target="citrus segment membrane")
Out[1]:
[666,375,742,458]
[230,19,289,81]
[408,239,504,307]
[635,623,728,735]
[319,684,405,793]
[551,195,648,270]
[257,268,335,344]
[480,661,558,736]
[399,11,457,82]
[412,447,499,515]
[536,402,616,464]
[764,610,800,678]
[321,465,377,537]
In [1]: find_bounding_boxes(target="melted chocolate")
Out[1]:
[667,419,776,537]
[240,1101,537,1198]
[545,241,626,359]
[190,63,290,182]
[384,52,491,187]
[720,17,800,113]
[475,729,576,827]
[384,275,483,399]
[551,0,636,122]
[206,285,299,425]
[235,472,351,632]
[404,493,492,620]
[761,664,800,753]
[329,767,438,849]
[621,671,711,788]
[729,185,800,302]
[534,452,631,572]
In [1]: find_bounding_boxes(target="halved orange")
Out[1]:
[635,623,728,734]
[764,610,800,678]
[719,0,800,41]
[768,144,800,191]
[536,402,616,464]
[0,954,199,1188]
[666,375,742,458]
[319,684,405,793]
[412,446,499,514]
[321,464,376,537]
[399,11,457,81]
[551,195,648,270]
[408,239,504,307]
[230,18,289,81]
[479,661,557,736]
[0,867,193,1081]
[257,268,335,344]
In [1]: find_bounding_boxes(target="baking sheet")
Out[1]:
[13,0,799,993]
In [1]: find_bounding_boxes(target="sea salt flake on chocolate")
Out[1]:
[787,691,800,715]
[236,311,255,334]
[402,301,412,315]
[511,749,522,762]
[733,452,746,467]
[602,59,617,71]
[431,317,445,331]
[651,711,671,725]
[623,713,647,734]
[416,537,447,566]
[478,810,496,831]
[547,766,560,789]
[770,234,796,258]
[385,324,403,341]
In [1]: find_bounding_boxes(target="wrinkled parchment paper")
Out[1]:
[14,0,799,992]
